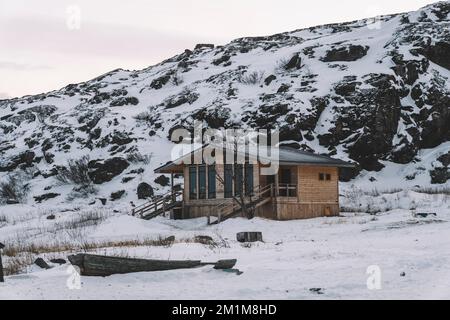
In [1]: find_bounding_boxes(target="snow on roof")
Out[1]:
[154,144,355,173]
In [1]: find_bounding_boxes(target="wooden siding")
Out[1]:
[298,166,339,203]
[183,164,340,220]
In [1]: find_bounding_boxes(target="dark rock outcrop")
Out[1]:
[88,158,130,184]
[154,175,170,186]
[137,182,154,199]
[34,193,60,203]
[322,45,369,62]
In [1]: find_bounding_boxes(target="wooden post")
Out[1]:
[171,172,175,202]
[0,242,5,283]
[274,173,279,197]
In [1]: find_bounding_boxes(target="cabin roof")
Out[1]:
[154,144,355,173]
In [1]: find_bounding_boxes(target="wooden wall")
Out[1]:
[182,164,340,220]
[298,166,339,203]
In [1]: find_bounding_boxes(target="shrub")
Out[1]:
[237,71,265,85]
[66,185,97,201]
[134,111,153,122]
[0,173,30,204]
[171,73,184,86]
[56,156,91,186]
[127,151,151,164]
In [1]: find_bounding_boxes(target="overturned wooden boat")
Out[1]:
[68,253,237,277]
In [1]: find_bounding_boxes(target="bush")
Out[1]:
[0,173,30,204]
[66,185,97,201]
[134,111,153,122]
[127,151,151,164]
[237,71,265,85]
[56,156,91,186]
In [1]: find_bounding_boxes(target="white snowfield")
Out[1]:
[0,189,449,300]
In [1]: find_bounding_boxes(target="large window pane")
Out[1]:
[198,165,206,199]
[208,165,216,199]
[224,164,233,198]
[189,166,197,200]
[234,164,243,196]
[245,163,254,195]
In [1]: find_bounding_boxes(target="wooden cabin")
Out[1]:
[140,145,354,223]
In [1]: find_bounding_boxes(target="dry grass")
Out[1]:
[1,234,223,275]
[413,186,450,195]
[3,254,34,276]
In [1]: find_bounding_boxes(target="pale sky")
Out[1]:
[0,0,439,98]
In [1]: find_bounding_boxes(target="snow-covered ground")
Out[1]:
[0,189,449,299]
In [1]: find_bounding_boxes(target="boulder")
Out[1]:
[194,43,214,50]
[437,152,450,167]
[284,53,302,69]
[264,75,276,86]
[137,182,154,199]
[34,258,51,269]
[88,158,129,184]
[34,193,60,203]
[416,41,450,70]
[154,175,170,187]
[50,258,67,265]
[430,167,450,184]
[110,190,126,201]
[236,232,263,242]
[322,45,369,62]
[110,96,139,107]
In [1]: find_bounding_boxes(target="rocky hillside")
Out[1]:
[1,2,449,206]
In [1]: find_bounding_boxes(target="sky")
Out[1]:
[0,0,440,98]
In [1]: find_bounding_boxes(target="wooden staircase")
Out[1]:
[207,183,274,225]
[131,189,183,220]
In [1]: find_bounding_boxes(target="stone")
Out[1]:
[284,53,302,69]
[322,45,369,62]
[236,232,263,242]
[416,41,450,71]
[50,258,66,265]
[154,175,170,187]
[34,193,60,203]
[137,182,154,199]
[34,258,51,269]
[110,190,126,201]
[264,75,276,86]
[194,43,214,50]
[88,157,129,184]
[430,167,450,184]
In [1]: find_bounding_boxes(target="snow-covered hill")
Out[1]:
[1,2,449,206]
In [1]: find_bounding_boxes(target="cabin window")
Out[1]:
[198,165,207,199]
[208,165,216,199]
[245,163,254,195]
[280,168,291,184]
[224,164,233,198]
[319,173,331,181]
[234,164,243,196]
[189,166,197,199]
